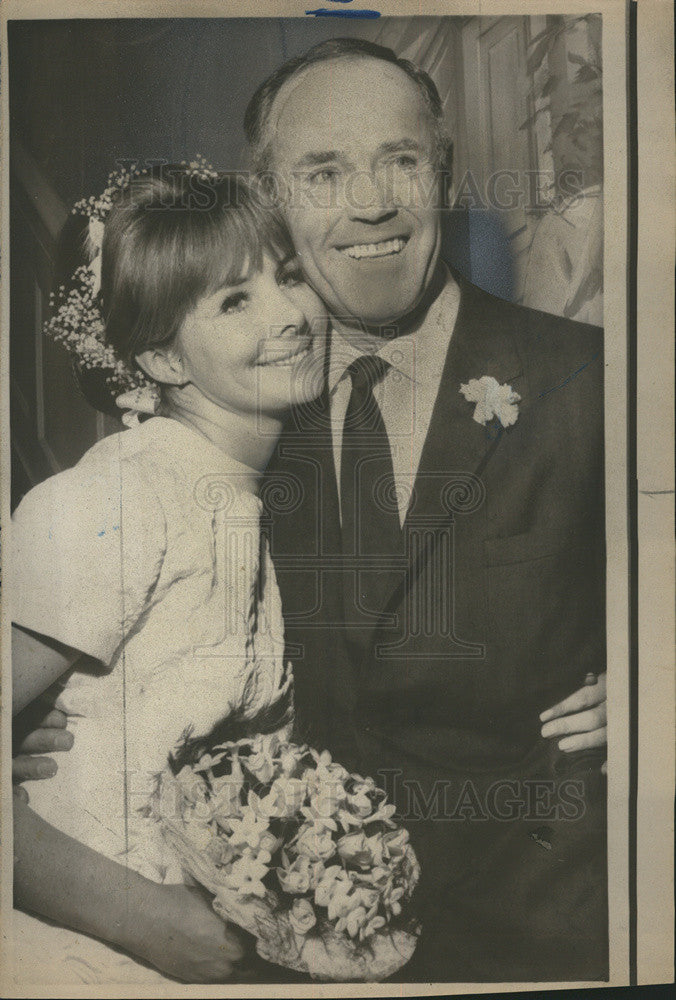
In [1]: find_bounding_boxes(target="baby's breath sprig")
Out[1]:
[44,155,219,397]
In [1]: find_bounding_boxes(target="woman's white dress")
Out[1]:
[8,417,290,985]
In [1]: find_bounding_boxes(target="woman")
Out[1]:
[10,168,327,984]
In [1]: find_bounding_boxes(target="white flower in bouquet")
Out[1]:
[279,744,309,776]
[336,830,375,869]
[226,805,281,856]
[152,736,420,981]
[292,823,338,862]
[175,765,210,806]
[381,827,410,858]
[307,749,350,787]
[313,865,351,908]
[251,776,307,820]
[276,853,325,894]
[246,744,277,783]
[224,849,271,898]
[209,775,245,821]
[288,897,317,936]
[345,776,377,817]
[382,879,406,918]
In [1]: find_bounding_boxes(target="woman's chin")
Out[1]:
[256,359,325,413]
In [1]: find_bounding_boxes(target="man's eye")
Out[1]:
[307,168,338,186]
[392,154,418,171]
[220,292,248,314]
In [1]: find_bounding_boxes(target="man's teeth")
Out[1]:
[341,237,406,259]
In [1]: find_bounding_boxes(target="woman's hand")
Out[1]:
[540,672,607,773]
[134,882,250,983]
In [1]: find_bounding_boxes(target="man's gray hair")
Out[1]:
[244,37,452,177]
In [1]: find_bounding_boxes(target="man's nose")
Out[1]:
[347,171,397,224]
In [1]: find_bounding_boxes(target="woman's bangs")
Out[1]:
[196,193,295,295]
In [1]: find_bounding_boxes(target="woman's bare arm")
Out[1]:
[11,625,80,715]
[13,791,247,980]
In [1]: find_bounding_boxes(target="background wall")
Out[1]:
[8,15,603,507]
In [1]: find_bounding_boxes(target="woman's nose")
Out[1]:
[268,285,309,338]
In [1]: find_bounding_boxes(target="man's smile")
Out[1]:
[336,236,409,260]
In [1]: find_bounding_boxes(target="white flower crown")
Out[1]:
[43,156,219,417]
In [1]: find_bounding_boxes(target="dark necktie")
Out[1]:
[340,354,403,643]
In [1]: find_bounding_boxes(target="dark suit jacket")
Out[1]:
[263,271,607,982]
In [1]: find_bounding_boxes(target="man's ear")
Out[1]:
[135,346,188,386]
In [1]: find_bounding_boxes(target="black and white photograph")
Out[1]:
[0,0,673,993]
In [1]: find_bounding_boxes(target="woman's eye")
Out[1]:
[220,292,248,314]
[279,269,305,288]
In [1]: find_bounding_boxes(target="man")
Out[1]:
[15,38,608,983]
[254,38,608,983]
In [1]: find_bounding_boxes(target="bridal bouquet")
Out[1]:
[151,734,420,981]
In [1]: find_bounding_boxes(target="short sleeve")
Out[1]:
[10,450,167,666]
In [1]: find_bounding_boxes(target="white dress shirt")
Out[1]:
[328,266,461,525]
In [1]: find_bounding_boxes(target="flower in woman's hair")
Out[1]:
[226,807,271,853]
[306,780,346,820]
[355,886,379,912]
[277,865,309,896]
[224,849,271,899]
[354,865,390,888]
[87,216,105,255]
[459,375,521,428]
[334,888,382,939]
[292,823,337,862]
[309,748,333,770]
[288,897,317,937]
[326,879,360,923]
[309,748,350,786]
[190,798,215,824]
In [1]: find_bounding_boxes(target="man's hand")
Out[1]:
[12,706,73,798]
[540,672,607,774]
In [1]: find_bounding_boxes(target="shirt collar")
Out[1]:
[326,263,460,396]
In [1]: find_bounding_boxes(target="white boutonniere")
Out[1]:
[460,376,521,428]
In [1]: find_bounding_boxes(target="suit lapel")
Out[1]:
[409,274,525,520]
[373,275,528,649]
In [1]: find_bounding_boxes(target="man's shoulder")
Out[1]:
[452,268,602,339]
[450,269,603,381]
